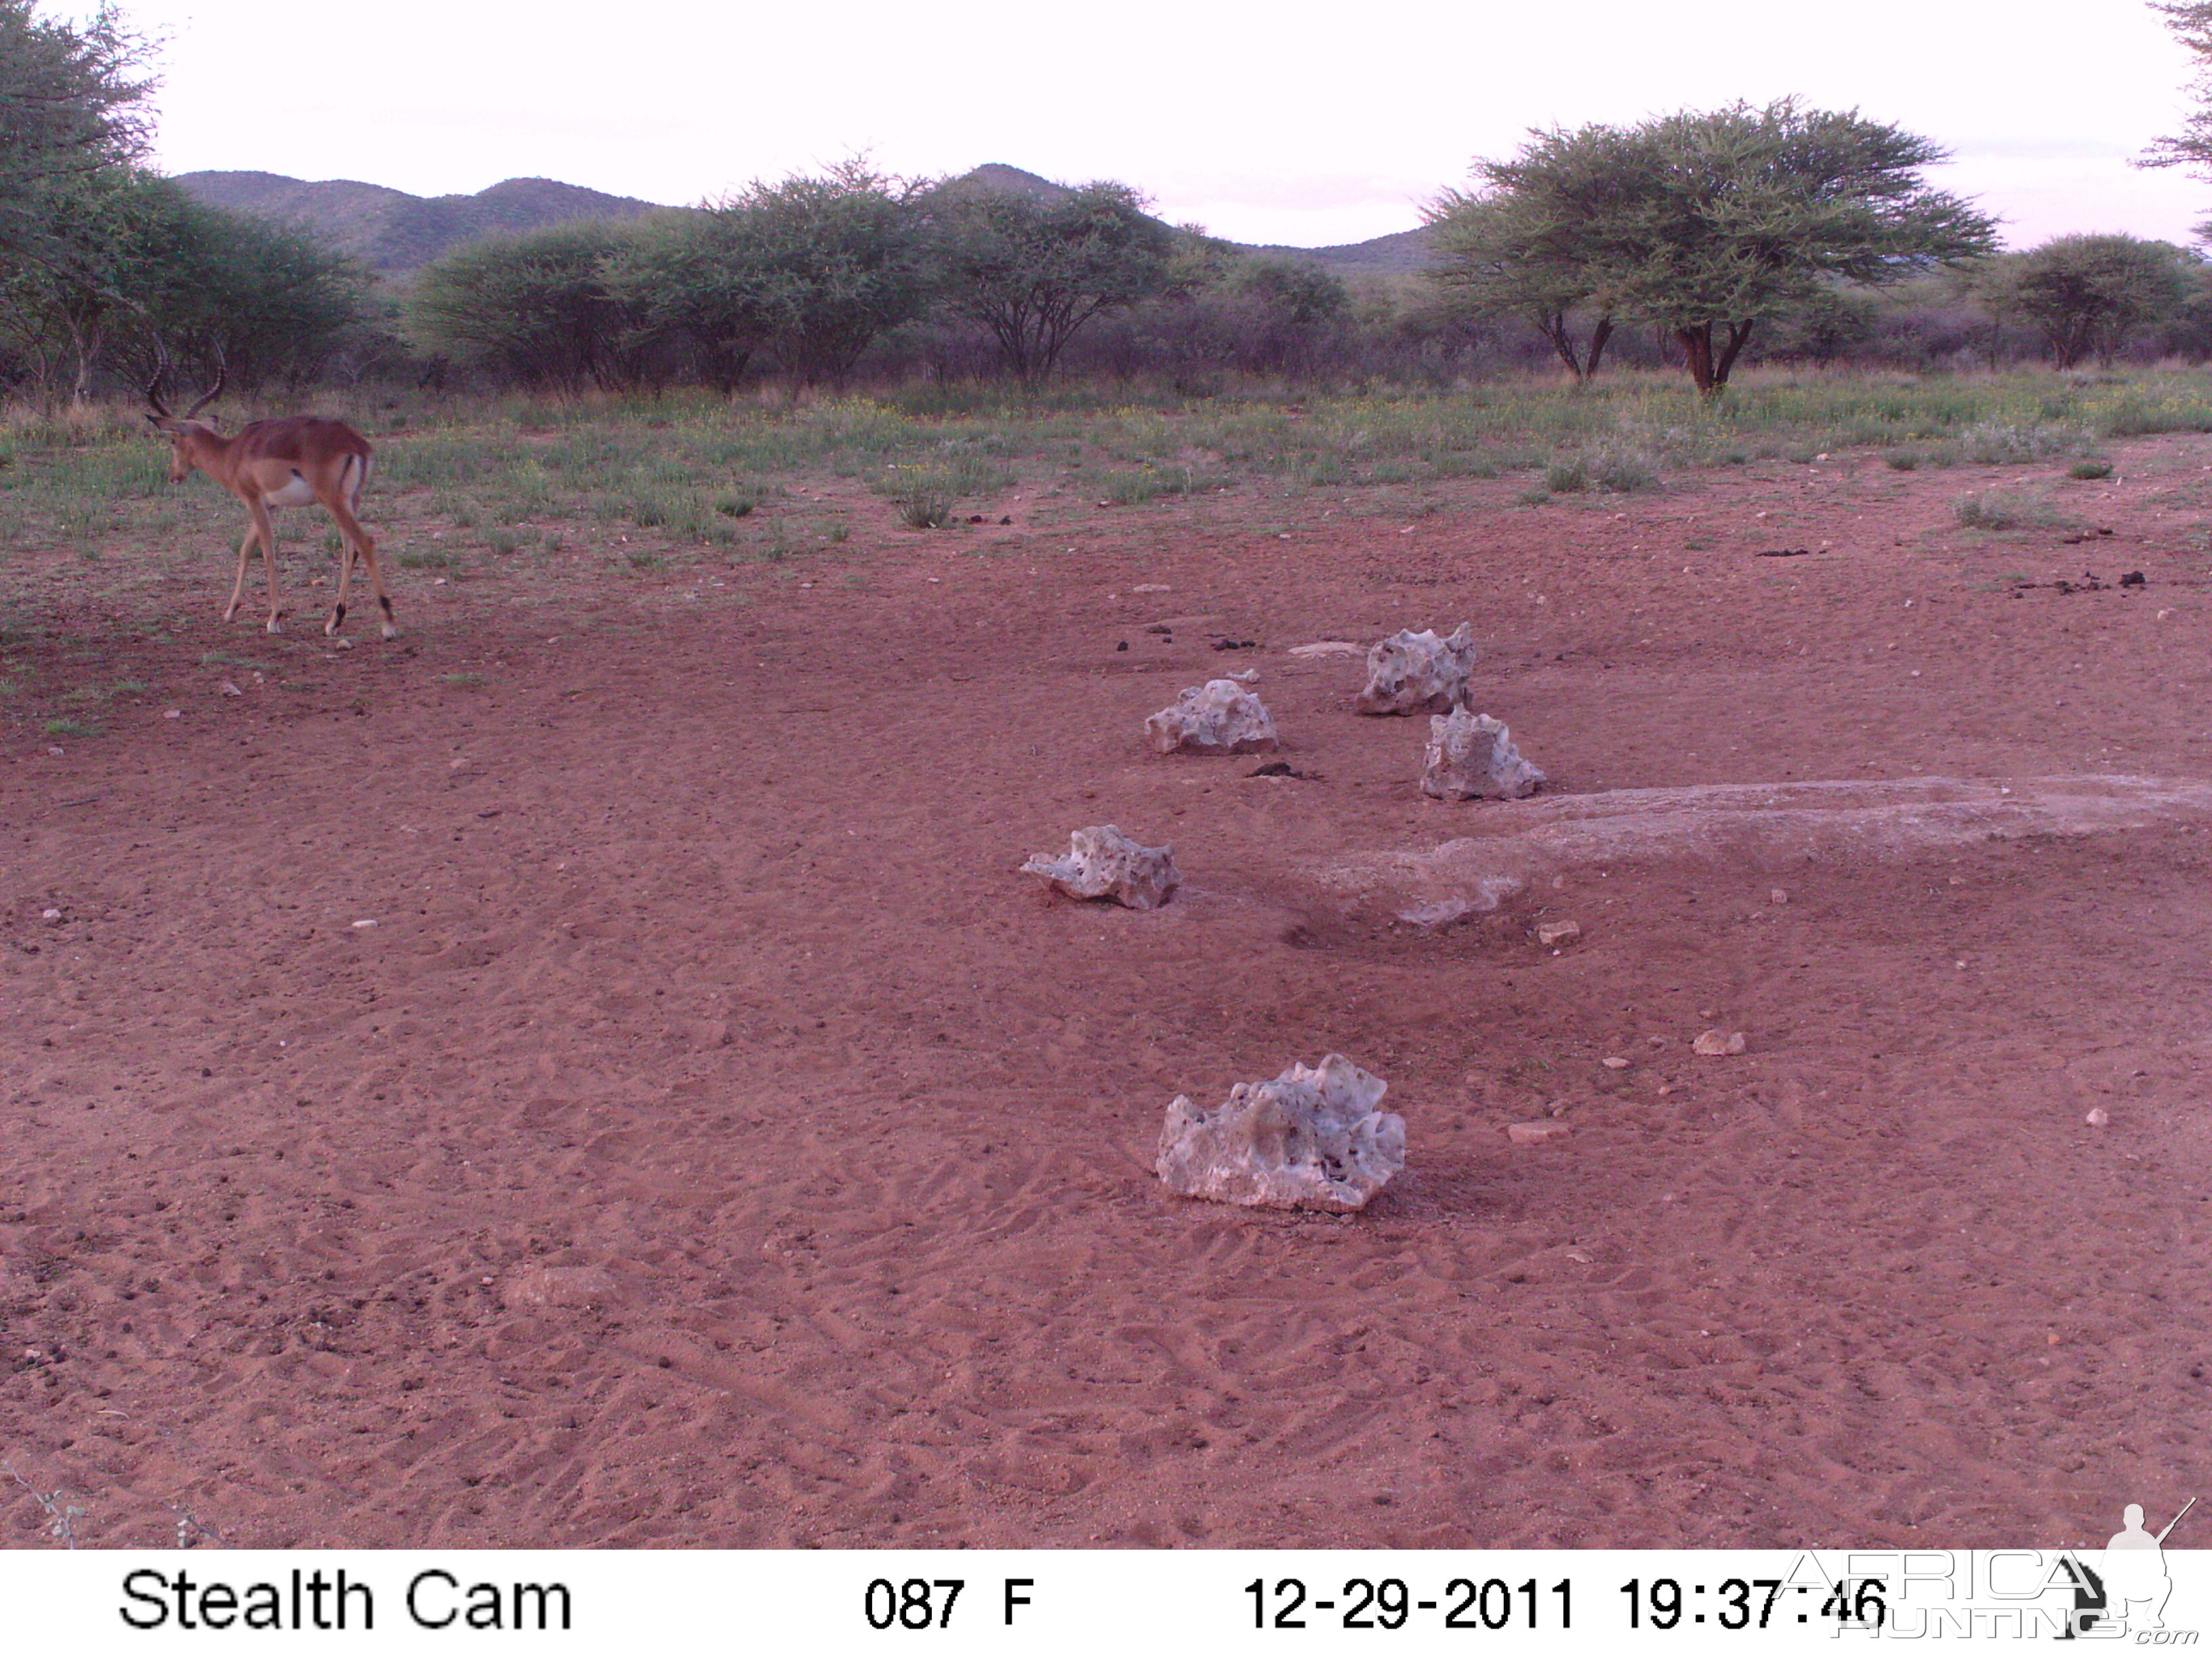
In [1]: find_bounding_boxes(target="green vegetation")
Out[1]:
[7,368,2209,572]
[1426,100,1996,396]
[1954,490,2073,531]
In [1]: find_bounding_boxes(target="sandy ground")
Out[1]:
[3,433,2210,1550]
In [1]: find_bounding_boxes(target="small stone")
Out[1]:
[1692,1029,1747,1057]
[1227,669,1260,685]
[1420,709,1544,801]
[1601,1056,1631,1070]
[162,708,181,720]
[1357,623,1478,715]
[40,908,62,924]
[1132,583,1171,594]
[218,680,243,697]
[1021,825,1180,910]
[1145,679,1279,755]
[1536,920,1580,947]
[1286,641,1364,658]
[2086,1107,2110,1128]
[1505,1121,1572,1145]
[352,919,377,930]
[499,1263,618,1310]
[1769,887,1788,904]
[1156,1054,1404,1212]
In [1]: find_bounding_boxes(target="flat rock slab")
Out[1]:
[1301,775,2212,924]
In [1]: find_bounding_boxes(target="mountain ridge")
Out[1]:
[173,164,1431,279]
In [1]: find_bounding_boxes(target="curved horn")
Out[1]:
[182,344,227,421]
[144,337,173,418]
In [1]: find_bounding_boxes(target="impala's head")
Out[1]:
[145,413,219,482]
[144,351,226,480]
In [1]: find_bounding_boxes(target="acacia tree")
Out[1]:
[1999,235,2194,367]
[0,0,152,280]
[610,161,929,390]
[411,222,663,392]
[1435,102,1995,395]
[2146,1,2212,195]
[1425,130,1632,382]
[931,180,1174,387]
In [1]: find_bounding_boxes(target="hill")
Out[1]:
[941,165,1431,279]
[173,172,665,274]
[174,164,1430,282]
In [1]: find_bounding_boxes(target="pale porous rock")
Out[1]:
[1420,709,1546,801]
[1155,1054,1406,1212]
[1356,623,1478,715]
[499,1263,619,1311]
[1021,824,1179,910]
[1145,678,1279,755]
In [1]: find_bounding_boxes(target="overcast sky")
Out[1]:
[87,0,2212,250]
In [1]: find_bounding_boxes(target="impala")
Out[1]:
[146,360,396,638]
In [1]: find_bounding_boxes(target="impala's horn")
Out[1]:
[144,339,173,420]
[182,345,227,422]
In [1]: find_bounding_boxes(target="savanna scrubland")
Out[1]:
[6,0,2212,1554]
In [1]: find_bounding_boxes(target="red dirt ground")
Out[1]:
[4,436,2209,1550]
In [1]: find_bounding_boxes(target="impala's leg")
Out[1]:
[249,499,285,634]
[222,523,254,623]
[325,472,396,640]
[327,507,356,636]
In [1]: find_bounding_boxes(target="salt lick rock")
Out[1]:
[1145,678,1279,754]
[1356,623,1478,715]
[1156,1054,1406,1212]
[1021,824,1180,910]
[1420,708,1546,801]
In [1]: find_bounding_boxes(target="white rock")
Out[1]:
[1692,1029,1748,1057]
[1287,640,1364,658]
[1156,1054,1405,1212]
[2085,1107,2110,1128]
[1021,824,1180,910]
[1420,709,1546,801]
[1357,623,1478,714]
[1145,679,1279,755]
[1536,920,1580,947]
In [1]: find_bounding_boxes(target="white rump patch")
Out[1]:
[262,473,317,508]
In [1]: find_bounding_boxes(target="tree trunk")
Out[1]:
[1586,314,1615,380]
[1712,319,1755,389]
[1675,325,1717,394]
[1536,312,1586,381]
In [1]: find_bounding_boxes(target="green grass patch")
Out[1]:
[1954,490,2074,532]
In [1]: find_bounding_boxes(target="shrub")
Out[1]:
[2068,459,2114,480]
[1954,490,2069,531]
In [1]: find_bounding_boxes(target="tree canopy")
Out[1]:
[609,161,929,390]
[1988,234,2196,369]
[930,181,1174,387]
[0,1,152,276]
[1427,100,1997,393]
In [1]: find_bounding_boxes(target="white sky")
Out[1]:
[79,0,2212,251]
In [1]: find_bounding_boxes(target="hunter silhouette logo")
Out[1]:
[2062,1496,2195,1639]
